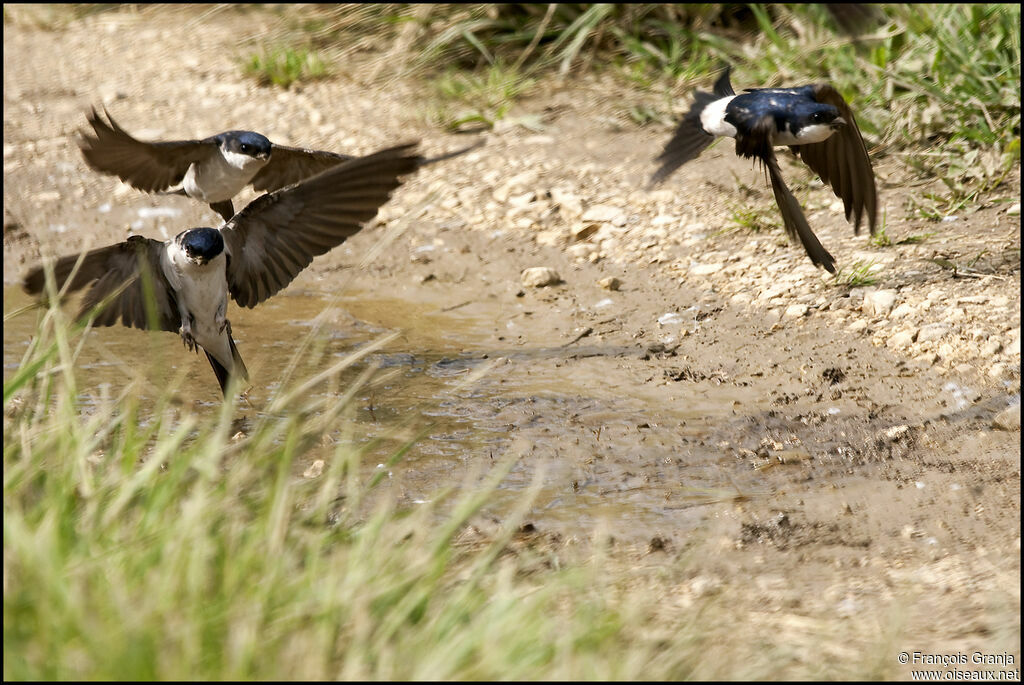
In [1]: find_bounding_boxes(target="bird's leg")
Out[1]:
[215,290,233,333]
[177,301,198,353]
[215,296,231,336]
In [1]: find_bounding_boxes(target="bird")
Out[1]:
[23,141,431,396]
[77,107,482,223]
[649,67,877,273]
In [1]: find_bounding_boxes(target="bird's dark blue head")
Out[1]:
[218,131,272,160]
[797,102,845,129]
[177,227,225,264]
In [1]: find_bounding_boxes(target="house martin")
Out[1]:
[23,142,430,396]
[650,68,877,273]
[77,107,483,222]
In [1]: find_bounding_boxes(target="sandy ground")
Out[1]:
[3,5,1020,677]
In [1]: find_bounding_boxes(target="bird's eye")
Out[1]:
[240,144,250,152]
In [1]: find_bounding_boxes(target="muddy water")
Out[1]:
[5,284,761,542]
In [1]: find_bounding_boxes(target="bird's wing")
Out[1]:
[792,85,877,236]
[712,67,736,97]
[762,144,837,274]
[249,144,355,193]
[649,96,720,186]
[77,107,211,192]
[419,139,486,166]
[22,236,180,330]
[649,68,736,186]
[221,142,422,308]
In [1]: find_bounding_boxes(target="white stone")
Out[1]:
[551,188,583,217]
[647,189,675,203]
[582,204,624,224]
[885,425,911,441]
[918,323,951,343]
[890,303,916,319]
[783,304,809,320]
[887,330,918,349]
[689,263,724,276]
[912,352,939,367]
[535,230,568,247]
[980,339,1003,356]
[521,267,562,287]
[658,312,685,326]
[567,243,592,259]
[992,405,1020,431]
[862,289,898,317]
[507,191,536,208]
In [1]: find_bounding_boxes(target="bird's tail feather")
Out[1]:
[712,67,735,97]
[206,335,249,396]
[764,157,837,273]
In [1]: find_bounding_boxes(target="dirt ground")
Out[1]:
[3,5,1020,677]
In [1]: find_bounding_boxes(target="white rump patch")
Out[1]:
[699,96,737,138]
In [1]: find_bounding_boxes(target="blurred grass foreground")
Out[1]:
[3,295,703,680]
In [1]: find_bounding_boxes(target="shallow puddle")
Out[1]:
[5,284,762,542]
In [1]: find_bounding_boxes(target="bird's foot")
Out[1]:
[180,327,198,353]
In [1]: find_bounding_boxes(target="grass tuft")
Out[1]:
[428,61,536,132]
[834,260,880,288]
[727,204,777,234]
[243,45,329,88]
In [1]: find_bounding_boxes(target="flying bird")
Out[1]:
[23,142,429,396]
[77,107,481,222]
[650,68,877,273]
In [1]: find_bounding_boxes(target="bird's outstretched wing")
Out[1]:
[251,138,486,194]
[78,107,212,192]
[22,235,180,330]
[791,85,877,236]
[250,145,355,193]
[221,142,423,308]
[649,68,735,186]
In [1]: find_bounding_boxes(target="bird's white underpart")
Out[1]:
[162,245,235,371]
[774,122,837,146]
[182,149,268,203]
